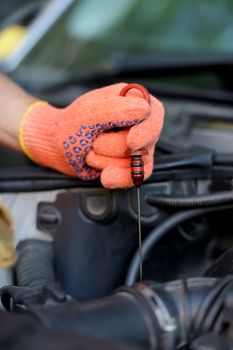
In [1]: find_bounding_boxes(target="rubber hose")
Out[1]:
[27,278,232,350]
[16,239,56,288]
[125,205,233,286]
[191,275,233,336]
[146,191,233,209]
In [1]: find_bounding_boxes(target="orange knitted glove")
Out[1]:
[19,83,164,188]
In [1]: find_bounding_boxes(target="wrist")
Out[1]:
[0,74,37,151]
[0,95,37,152]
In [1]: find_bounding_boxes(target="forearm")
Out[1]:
[0,74,37,151]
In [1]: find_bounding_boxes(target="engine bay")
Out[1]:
[1,91,233,349]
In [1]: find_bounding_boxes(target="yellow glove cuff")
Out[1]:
[18,100,48,160]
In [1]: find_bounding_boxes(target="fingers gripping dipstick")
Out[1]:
[120,83,150,283]
[119,83,150,187]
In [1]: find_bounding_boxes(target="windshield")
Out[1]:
[14,0,233,86]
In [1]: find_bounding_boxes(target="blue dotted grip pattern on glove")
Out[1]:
[63,119,139,180]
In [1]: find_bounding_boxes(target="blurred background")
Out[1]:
[1,0,233,87]
[1,0,233,154]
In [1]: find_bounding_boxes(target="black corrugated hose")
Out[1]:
[146,190,233,209]
[0,239,66,309]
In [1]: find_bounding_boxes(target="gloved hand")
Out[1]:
[19,83,164,188]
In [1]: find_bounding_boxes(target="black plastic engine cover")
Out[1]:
[37,187,160,302]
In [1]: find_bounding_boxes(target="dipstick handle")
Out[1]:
[120,83,150,187]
